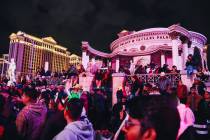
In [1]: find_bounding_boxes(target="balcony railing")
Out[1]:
[126,73,181,86]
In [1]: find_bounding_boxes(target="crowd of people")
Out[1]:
[0,58,209,140]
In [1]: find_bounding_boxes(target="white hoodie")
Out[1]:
[53,117,94,140]
[177,103,195,138]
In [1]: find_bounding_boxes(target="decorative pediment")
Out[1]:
[42,37,57,44]
[9,33,17,39]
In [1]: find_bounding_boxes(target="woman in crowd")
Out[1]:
[95,69,103,89]
[186,54,195,78]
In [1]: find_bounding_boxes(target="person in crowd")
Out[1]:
[68,65,78,77]
[110,102,126,139]
[38,90,53,119]
[0,94,18,140]
[130,75,143,97]
[77,64,85,74]
[119,65,125,73]
[123,66,131,75]
[116,86,124,103]
[201,90,210,137]
[186,54,194,78]
[101,69,112,91]
[122,95,180,140]
[134,65,145,74]
[202,90,210,119]
[157,72,170,94]
[177,97,195,138]
[0,95,8,139]
[178,126,197,140]
[149,86,160,95]
[123,80,131,99]
[90,88,106,130]
[150,61,156,70]
[171,65,180,73]
[203,68,210,80]
[166,87,177,95]
[196,89,210,124]
[53,98,94,140]
[0,95,6,139]
[186,86,203,115]
[142,83,152,96]
[192,77,206,96]
[16,86,47,140]
[192,89,210,140]
[177,80,188,104]
[68,84,83,99]
[41,98,66,140]
[196,66,209,82]
[95,69,103,89]
[159,64,171,73]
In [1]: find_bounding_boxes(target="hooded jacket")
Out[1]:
[16,101,47,140]
[177,103,195,138]
[53,117,94,140]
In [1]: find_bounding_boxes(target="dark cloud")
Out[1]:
[0,0,210,57]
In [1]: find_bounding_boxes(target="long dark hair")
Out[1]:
[193,47,202,69]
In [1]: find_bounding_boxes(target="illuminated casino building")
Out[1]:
[81,24,207,72]
[69,54,82,66]
[9,31,71,75]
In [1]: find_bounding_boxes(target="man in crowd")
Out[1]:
[53,98,94,140]
[186,86,203,114]
[192,77,206,96]
[122,95,180,140]
[16,86,47,140]
[171,65,180,73]
[177,80,188,104]
[157,72,171,94]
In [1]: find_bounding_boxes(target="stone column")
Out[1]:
[81,41,90,70]
[161,51,166,67]
[178,54,183,70]
[82,51,89,70]
[182,42,189,68]
[91,57,95,64]
[171,35,181,67]
[116,57,120,73]
[1,62,4,76]
[200,48,205,69]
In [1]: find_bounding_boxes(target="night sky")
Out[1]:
[0,0,209,57]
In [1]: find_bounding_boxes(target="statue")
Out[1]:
[129,60,135,74]
[5,58,16,86]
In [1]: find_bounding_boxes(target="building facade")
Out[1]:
[69,54,82,66]
[9,31,71,75]
[0,54,9,76]
[81,24,207,72]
